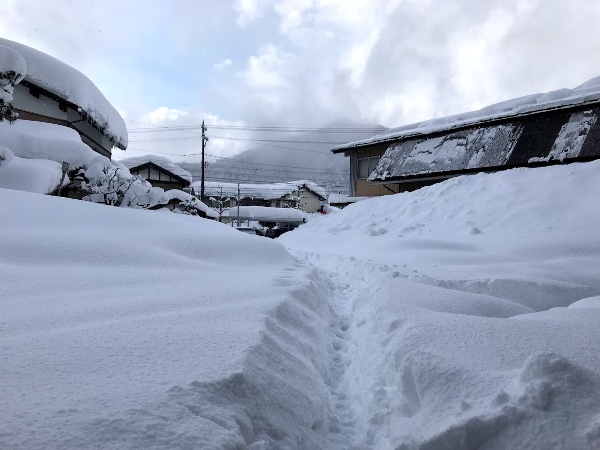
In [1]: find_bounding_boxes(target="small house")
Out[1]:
[120,155,192,191]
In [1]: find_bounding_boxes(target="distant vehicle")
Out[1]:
[236,227,259,235]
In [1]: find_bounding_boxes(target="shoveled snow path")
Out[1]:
[294,251,399,449]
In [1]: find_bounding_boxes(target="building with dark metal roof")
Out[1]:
[333,77,600,197]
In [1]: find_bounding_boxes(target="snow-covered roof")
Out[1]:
[193,180,327,200]
[0,38,127,149]
[333,76,600,151]
[159,189,219,218]
[369,105,600,182]
[0,120,104,169]
[328,194,371,204]
[119,155,192,184]
[223,206,306,222]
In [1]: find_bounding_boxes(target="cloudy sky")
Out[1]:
[2,0,600,161]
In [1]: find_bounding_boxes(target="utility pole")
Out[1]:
[201,120,208,202]
[236,182,241,227]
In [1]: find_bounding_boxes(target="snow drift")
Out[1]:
[281,159,600,449]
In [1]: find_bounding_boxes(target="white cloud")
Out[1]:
[213,58,233,70]
[145,107,188,123]
[234,0,270,26]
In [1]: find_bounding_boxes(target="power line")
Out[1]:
[123,147,345,173]
[128,135,347,145]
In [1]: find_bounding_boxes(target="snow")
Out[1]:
[223,205,306,222]
[0,189,331,449]
[334,75,600,151]
[0,149,62,194]
[0,38,127,148]
[0,120,103,169]
[194,180,327,201]
[3,156,600,448]
[159,189,219,218]
[328,193,371,205]
[119,155,193,184]
[280,159,600,448]
[0,45,27,102]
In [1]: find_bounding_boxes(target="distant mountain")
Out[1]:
[179,123,384,196]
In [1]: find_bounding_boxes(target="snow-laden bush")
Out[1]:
[0,145,14,167]
[0,45,26,123]
[81,159,164,208]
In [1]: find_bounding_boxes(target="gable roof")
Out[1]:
[119,155,192,185]
[0,38,128,150]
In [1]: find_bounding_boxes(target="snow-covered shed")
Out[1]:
[0,38,127,158]
[193,180,327,213]
[119,155,192,191]
[333,76,600,197]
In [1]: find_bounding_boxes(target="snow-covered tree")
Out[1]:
[81,159,164,208]
[0,45,26,123]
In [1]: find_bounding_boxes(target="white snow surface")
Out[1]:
[0,38,127,148]
[194,180,327,200]
[160,189,219,218]
[334,75,600,150]
[280,160,600,449]
[3,158,600,449]
[119,155,193,184]
[0,120,103,169]
[0,151,62,194]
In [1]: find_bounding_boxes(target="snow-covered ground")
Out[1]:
[2,159,600,449]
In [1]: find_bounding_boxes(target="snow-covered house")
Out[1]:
[0,38,127,158]
[193,180,327,213]
[119,155,192,191]
[333,76,600,197]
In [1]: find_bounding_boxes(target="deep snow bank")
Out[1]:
[0,189,332,449]
[281,160,600,449]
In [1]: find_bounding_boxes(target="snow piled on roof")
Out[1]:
[223,205,306,222]
[280,159,600,448]
[0,120,103,169]
[195,180,327,200]
[119,155,192,184]
[0,45,26,102]
[334,75,600,150]
[327,193,370,204]
[0,38,127,148]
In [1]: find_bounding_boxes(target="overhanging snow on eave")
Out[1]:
[331,98,600,154]
[20,79,127,150]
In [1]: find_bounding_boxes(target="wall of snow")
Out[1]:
[0,120,102,169]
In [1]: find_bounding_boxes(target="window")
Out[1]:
[357,156,379,179]
[149,168,161,181]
